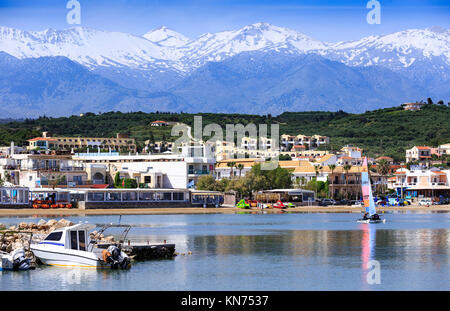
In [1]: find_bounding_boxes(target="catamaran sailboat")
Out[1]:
[357,157,386,224]
[30,223,131,269]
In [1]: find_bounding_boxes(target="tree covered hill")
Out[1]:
[0,104,448,161]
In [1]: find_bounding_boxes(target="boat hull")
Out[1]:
[357,219,386,224]
[30,243,115,269]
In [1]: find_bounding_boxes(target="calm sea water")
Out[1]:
[1,212,450,291]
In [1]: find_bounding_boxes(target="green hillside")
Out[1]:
[0,104,449,161]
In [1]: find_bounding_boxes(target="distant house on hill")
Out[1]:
[405,146,432,163]
[403,102,425,111]
[151,120,168,127]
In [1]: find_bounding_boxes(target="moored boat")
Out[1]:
[30,223,131,269]
[273,200,287,209]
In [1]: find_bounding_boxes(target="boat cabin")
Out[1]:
[41,224,96,251]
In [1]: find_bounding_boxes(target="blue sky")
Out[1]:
[0,0,449,41]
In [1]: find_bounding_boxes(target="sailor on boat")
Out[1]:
[362,212,380,221]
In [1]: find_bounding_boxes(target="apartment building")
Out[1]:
[389,167,450,199]
[280,134,330,151]
[405,146,432,163]
[27,132,136,152]
[0,154,88,188]
[73,143,216,189]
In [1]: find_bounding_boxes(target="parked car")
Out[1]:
[351,200,364,207]
[376,199,388,206]
[418,199,432,206]
[319,198,336,206]
[335,199,351,206]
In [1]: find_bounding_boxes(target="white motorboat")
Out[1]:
[30,223,131,269]
[0,248,32,271]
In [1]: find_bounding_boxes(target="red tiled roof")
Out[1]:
[395,171,406,175]
[151,120,167,123]
[376,156,393,161]
[416,146,431,150]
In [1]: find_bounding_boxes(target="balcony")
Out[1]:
[188,170,210,175]
[32,166,85,172]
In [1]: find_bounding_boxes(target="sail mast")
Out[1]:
[362,157,377,216]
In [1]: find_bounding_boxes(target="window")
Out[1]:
[163,192,172,200]
[106,192,121,201]
[173,192,184,201]
[144,176,151,183]
[45,231,63,241]
[78,231,86,251]
[70,231,78,250]
[139,192,153,200]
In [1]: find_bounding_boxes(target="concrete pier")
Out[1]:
[97,243,176,260]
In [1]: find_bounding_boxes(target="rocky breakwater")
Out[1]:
[0,219,74,262]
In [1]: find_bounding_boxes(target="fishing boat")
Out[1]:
[357,157,386,224]
[0,248,32,271]
[30,223,131,269]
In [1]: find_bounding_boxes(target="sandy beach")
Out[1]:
[0,204,449,217]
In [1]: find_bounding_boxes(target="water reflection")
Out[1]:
[1,213,450,290]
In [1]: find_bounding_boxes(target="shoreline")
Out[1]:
[0,204,449,217]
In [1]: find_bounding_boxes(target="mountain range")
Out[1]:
[0,23,448,117]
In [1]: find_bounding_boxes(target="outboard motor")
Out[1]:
[106,245,130,270]
[11,248,31,271]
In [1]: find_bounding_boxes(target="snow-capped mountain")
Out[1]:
[0,23,448,117]
[322,26,450,70]
[178,22,328,66]
[0,26,183,70]
[0,23,448,72]
[143,26,190,47]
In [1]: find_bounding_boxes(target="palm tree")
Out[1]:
[328,164,336,184]
[376,159,390,194]
[237,164,244,177]
[328,164,336,198]
[314,165,323,196]
[227,161,237,178]
[343,164,352,199]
